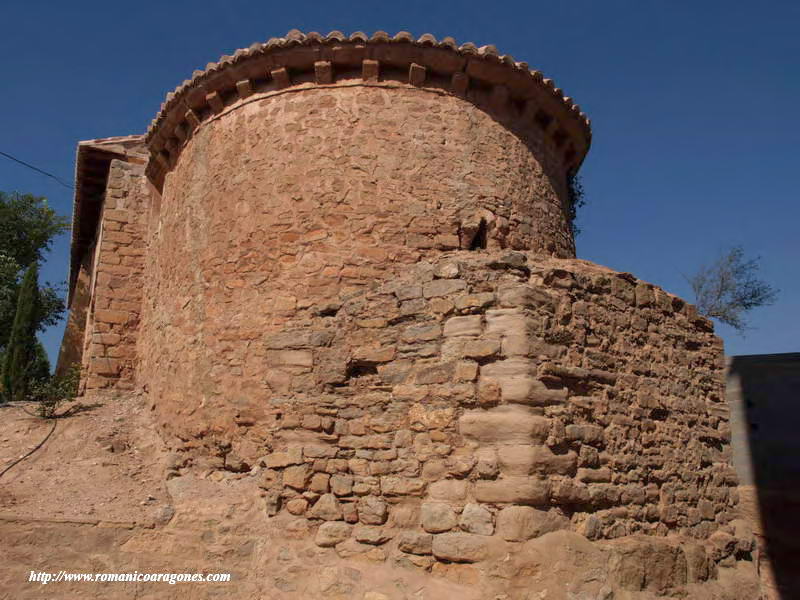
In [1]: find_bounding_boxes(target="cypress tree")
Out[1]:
[30,341,51,384]
[1,263,41,402]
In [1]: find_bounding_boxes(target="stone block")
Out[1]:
[565,424,605,445]
[432,532,489,563]
[423,279,466,298]
[422,459,447,481]
[427,479,468,502]
[408,404,455,429]
[310,472,331,493]
[315,522,352,547]
[309,493,343,521]
[409,62,426,86]
[303,444,337,459]
[330,474,354,496]
[314,60,333,84]
[576,467,612,483]
[265,330,333,350]
[443,315,483,337]
[342,500,359,524]
[402,323,441,343]
[462,339,501,360]
[433,261,463,278]
[551,480,591,506]
[352,345,396,364]
[283,465,310,490]
[362,58,379,81]
[235,79,253,99]
[397,532,433,558]
[459,503,494,535]
[481,359,566,406]
[454,292,495,311]
[496,506,569,541]
[459,406,550,444]
[94,309,128,325]
[271,67,290,88]
[286,498,308,515]
[264,446,304,468]
[498,445,576,476]
[339,434,393,450]
[89,358,121,376]
[258,468,281,490]
[454,360,478,382]
[267,350,313,368]
[473,477,549,505]
[334,538,373,559]
[414,361,456,385]
[380,476,425,497]
[93,333,121,345]
[357,496,388,525]
[475,448,499,479]
[353,525,392,545]
[421,502,457,533]
[497,285,555,311]
[484,309,529,337]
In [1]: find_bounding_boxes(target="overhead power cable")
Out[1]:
[0,150,73,189]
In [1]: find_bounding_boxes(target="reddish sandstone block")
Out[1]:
[94,309,129,325]
[89,358,121,376]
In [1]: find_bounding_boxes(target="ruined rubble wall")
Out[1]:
[136,36,741,560]
[143,247,742,554]
[138,83,576,457]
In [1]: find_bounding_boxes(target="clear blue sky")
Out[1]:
[1,0,797,364]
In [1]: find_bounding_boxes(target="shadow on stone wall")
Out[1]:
[727,353,800,599]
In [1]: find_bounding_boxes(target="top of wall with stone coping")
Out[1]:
[145,30,592,189]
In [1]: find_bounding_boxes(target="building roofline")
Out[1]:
[68,135,146,303]
[145,30,592,190]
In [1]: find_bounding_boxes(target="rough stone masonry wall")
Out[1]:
[80,160,147,390]
[137,83,575,454]
[156,251,742,568]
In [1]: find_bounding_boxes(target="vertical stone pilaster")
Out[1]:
[81,159,148,391]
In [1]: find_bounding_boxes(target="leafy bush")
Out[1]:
[30,364,80,419]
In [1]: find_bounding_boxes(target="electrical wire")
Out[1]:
[0,150,73,189]
[0,418,56,480]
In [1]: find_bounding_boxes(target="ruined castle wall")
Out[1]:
[247,254,737,550]
[145,244,739,551]
[137,84,575,452]
[80,160,148,390]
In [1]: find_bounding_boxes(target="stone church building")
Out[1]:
[55,30,761,598]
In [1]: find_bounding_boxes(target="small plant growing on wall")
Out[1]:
[566,172,586,237]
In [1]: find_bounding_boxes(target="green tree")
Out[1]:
[688,245,779,333]
[30,341,51,385]
[2,264,42,402]
[0,192,69,350]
